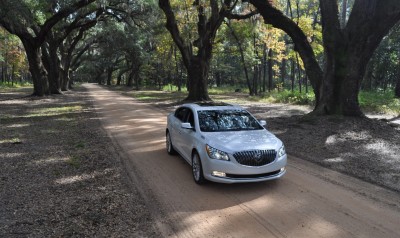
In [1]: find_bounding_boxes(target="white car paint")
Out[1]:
[166,103,287,184]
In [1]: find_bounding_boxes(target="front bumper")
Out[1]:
[201,152,287,184]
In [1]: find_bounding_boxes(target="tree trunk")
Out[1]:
[395,75,400,98]
[215,72,221,87]
[106,67,113,86]
[21,39,49,96]
[11,64,15,86]
[186,57,211,101]
[268,49,273,92]
[341,0,348,28]
[226,21,253,95]
[42,41,62,94]
[250,0,400,117]
[249,0,323,104]
[127,70,134,87]
[252,66,258,95]
[174,47,182,92]
[312,0,400,117]
[262,44,267,92]
[160,0,242,101]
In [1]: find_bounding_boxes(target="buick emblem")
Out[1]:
[254,151,262,162]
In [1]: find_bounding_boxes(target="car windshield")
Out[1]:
[198,109,263,132]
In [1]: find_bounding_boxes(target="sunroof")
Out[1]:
[194,101,232,107]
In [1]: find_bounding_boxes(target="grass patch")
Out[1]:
[67,155,81,168]
[27,105,83,117]
[0,81,32,89]
[0,137,22,144]
[124,90,186,103]
[111,85,400,115]
[211,88,315,105]
[75,141,85,149]
[359,91,400,115]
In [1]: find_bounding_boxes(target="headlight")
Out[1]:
[206,145,230,161]
[278,145,286,157]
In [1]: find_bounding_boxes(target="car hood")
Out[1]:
[203,130,281,153]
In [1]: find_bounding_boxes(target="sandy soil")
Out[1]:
[123,88,400,193]
[86,84,400,238]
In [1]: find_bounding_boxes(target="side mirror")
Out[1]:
[181,122,194,130]
[259,120,267,127]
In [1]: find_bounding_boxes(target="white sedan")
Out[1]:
[166,102,287,184]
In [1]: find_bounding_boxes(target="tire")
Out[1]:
[166,131,177,155]
[192,152,206,184]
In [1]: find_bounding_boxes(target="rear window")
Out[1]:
[198,110,263,132]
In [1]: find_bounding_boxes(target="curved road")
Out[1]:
[85,84,400,238]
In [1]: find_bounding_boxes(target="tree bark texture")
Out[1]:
[268,49,273,92]
[249,0,400,116]
[226,20,254,95]
[0,0,96,96]
[315,0,400,116]
[21,39,49,96]
[42,37,62,94]
[395,76,400,98]
[160,0,236,101]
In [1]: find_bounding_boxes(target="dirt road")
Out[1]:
[85,84,400,238]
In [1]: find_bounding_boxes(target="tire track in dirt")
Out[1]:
[86,84,400,238]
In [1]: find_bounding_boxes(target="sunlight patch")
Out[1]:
[33,157,69,165]
[6,123,30,128]
[55,174,92,185]
[0,152,24,158]
[364,141,394,155]
[325,135,338,145]
[364,141,400,161]
[324,157,344,163]
[54,169,114,185]
[342,131,372,141]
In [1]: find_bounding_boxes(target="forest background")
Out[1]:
[0,0,399,116]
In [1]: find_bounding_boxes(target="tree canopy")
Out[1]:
[1,0,399,116]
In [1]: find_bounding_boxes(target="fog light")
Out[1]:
[280,167,285,172]
[212,171,226,177]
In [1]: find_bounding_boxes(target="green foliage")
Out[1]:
[0,137,22,144]
[162,84,187,92]
[209,86,249,95]
[75,141,86,149]
[0,81,32,89]
[271,90,315,105]
[125,90,186,103]
[359,90,400,115]
[67,155,81,168]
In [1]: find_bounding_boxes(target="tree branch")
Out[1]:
[226,10,259,20]
[159,0,191,68]
[247,0,323,97]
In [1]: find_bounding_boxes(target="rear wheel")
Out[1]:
[192,152,206,184]
[166,131,176,155]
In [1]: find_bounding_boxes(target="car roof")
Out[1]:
[181,101,243,111]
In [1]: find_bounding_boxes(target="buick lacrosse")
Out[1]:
[166,102,287,184]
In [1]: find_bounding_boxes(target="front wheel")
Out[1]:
[192,152,206,184]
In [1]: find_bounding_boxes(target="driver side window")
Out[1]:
[175,107,195,129]
[175,108,189,122]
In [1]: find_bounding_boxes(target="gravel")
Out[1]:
[0,87,160,237]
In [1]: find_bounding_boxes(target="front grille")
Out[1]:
[226,169,282,179]
[233,150,277,166]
